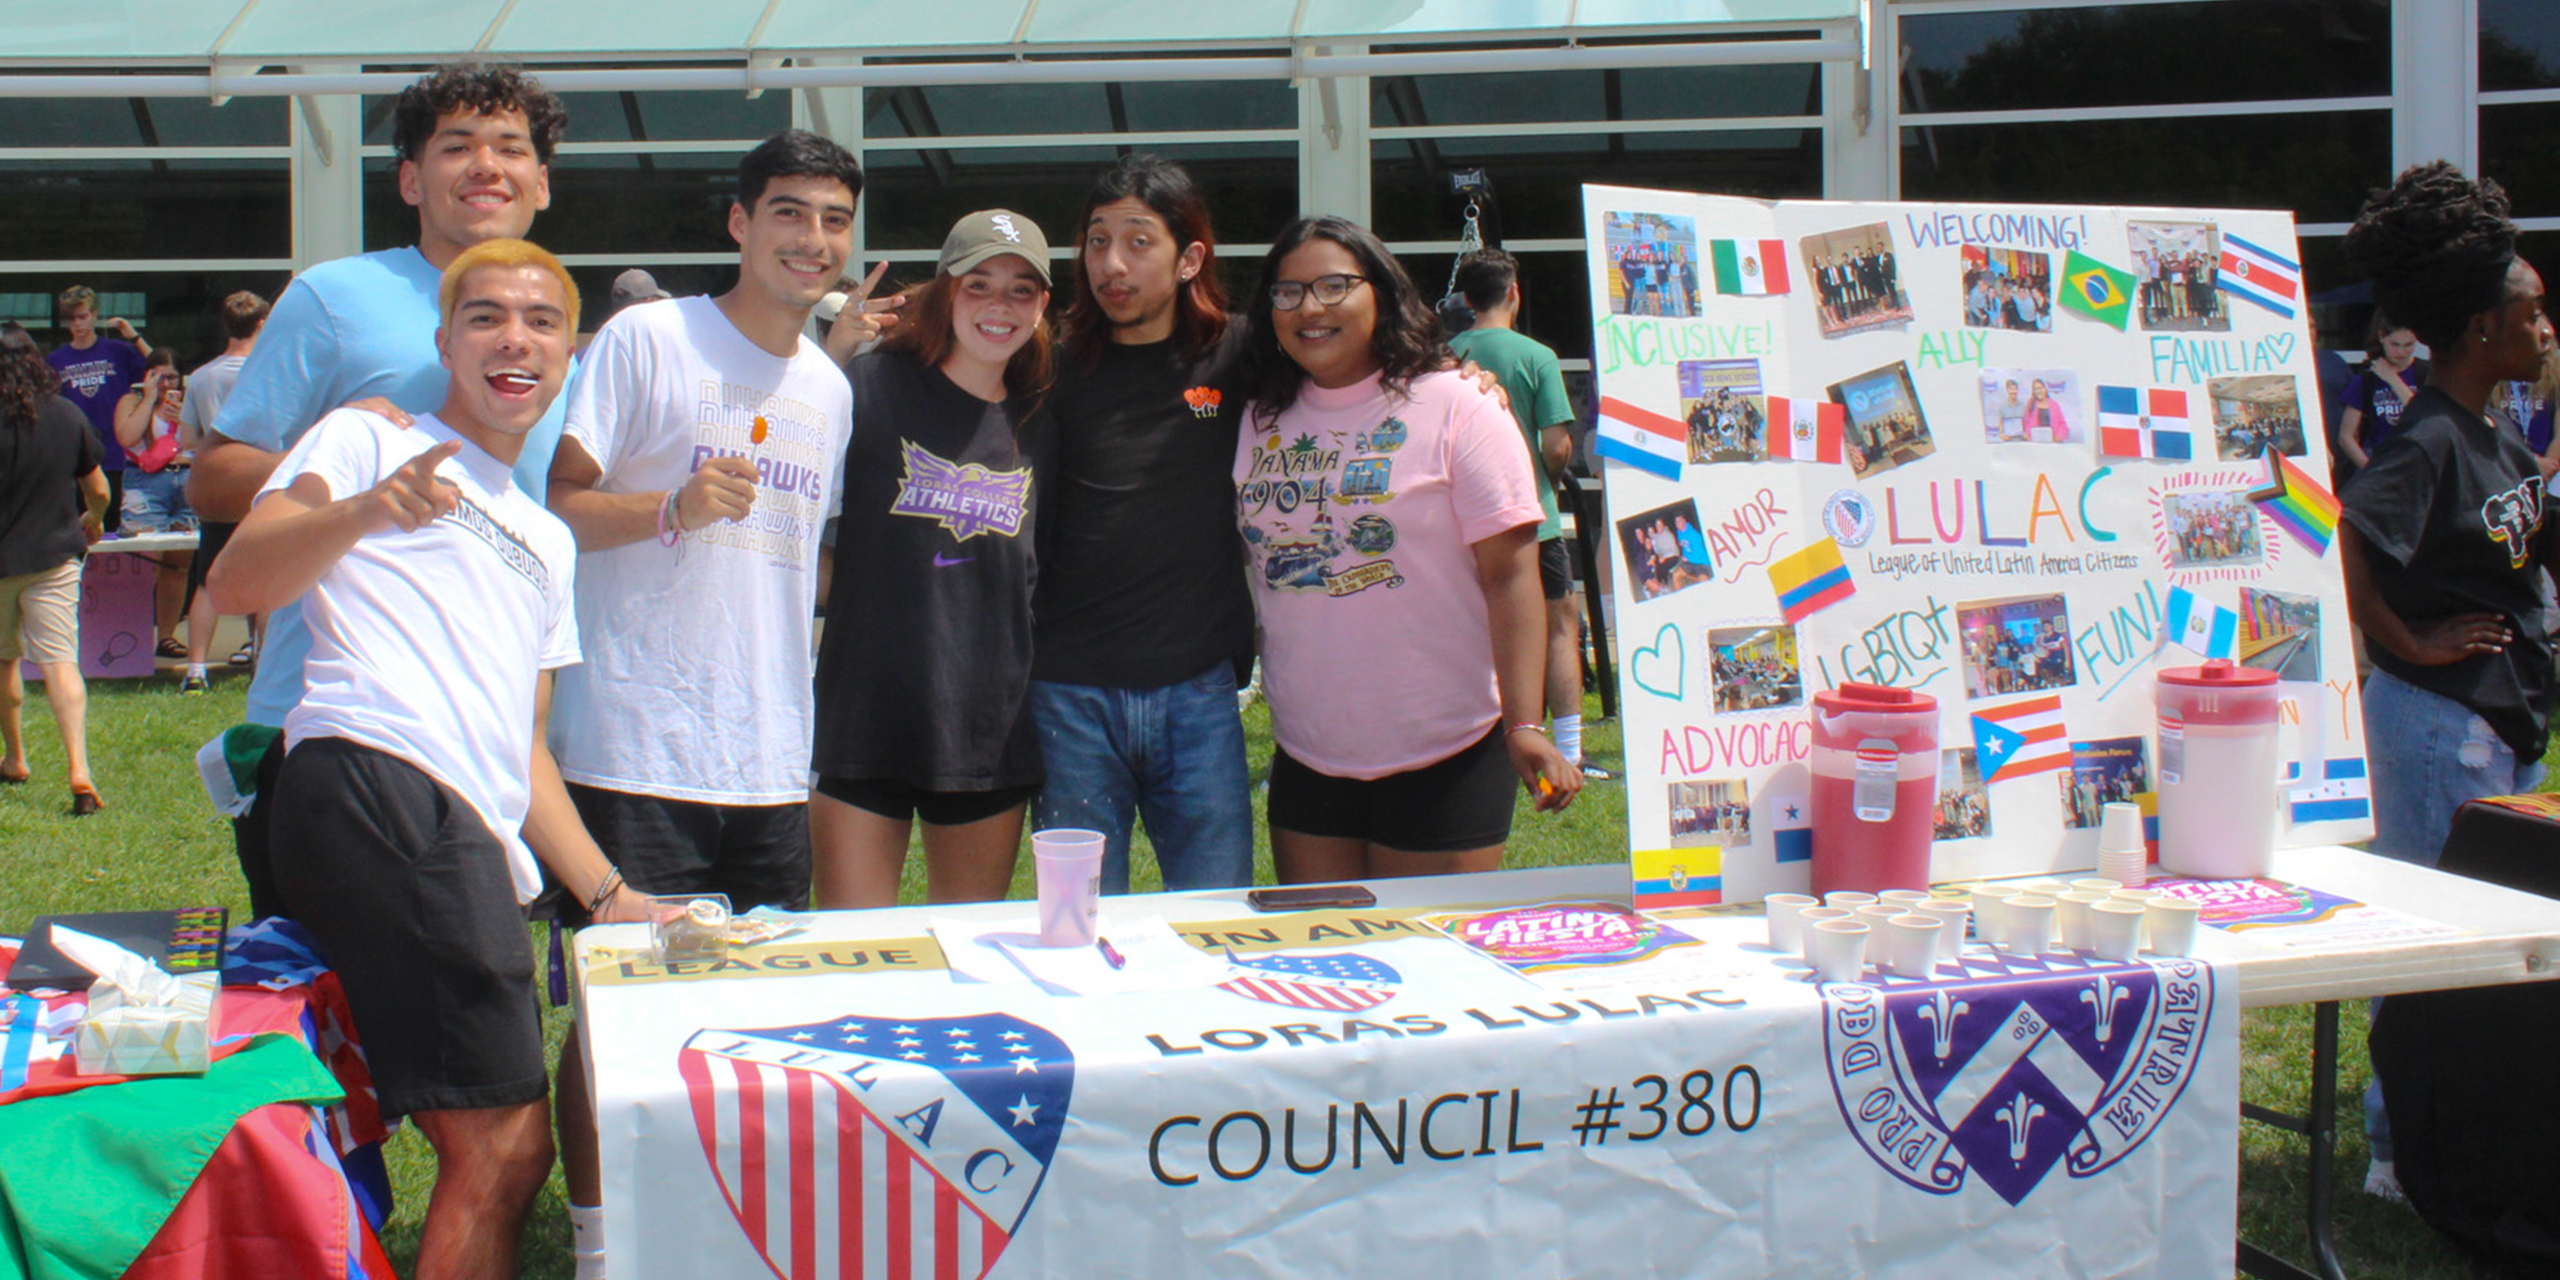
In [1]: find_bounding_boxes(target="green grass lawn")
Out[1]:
[0,674,2523,1277]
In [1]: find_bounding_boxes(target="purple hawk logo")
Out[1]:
[890,441,1032,542]
[1217,949,1401,1013]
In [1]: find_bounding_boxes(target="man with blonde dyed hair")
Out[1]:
[208,239,642,1280]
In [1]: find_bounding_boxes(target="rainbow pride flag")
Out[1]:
[2252,452,2340,556]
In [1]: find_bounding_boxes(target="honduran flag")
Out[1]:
[1710,239,1791,296]
[2216,233,2303,319]
[1765,395,1845,463]
[2095,385,2194,460]
[1594,395,1686,480]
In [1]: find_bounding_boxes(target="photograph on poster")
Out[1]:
[1679,359,1768,463]
[1667,778,1752,848]
[2162,488,2265,568]
[1829,361,1937,477]
[1603,211,1701,318]
[1960,245,2053,333]
[2209,375,2309,460]
[2129,220,2231,332]
[2064,737,2151,829]
[1617,498,1716,601]
[1978,369,2081,444]
[2238,586,2322,681]
[1935,747,1991,841]
[1958,593,2077,699]
[1800,222,1912,337]
[1709,625,1803,712]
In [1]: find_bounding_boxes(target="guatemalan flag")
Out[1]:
[1594,395,1687,479]
[679,1012,1074,1280]
[2215,233,2303,319]
[2095,385,2194,460]
[2163,585,2239,660]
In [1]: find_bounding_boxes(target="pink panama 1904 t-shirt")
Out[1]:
[1235,368,1543,779]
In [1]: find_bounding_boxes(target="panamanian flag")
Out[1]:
[679,1013,1073,1280]
[1594,395,1686,480]
[2096,385,2193,460]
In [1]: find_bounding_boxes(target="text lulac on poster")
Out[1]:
[1581,188,2371,908]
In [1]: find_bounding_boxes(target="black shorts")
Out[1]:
[814,776,1036,828]
[268,737,545,1120]
[1538,536,1573,601]
[185,519,237,607]
[231,730,288,921]
[559,784,811,924]
[102,469,124,535]
[1266,724,1516,853]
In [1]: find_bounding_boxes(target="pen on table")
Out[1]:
[1097,937,1127,969]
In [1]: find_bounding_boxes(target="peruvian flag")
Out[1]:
[1765,395,1845,463]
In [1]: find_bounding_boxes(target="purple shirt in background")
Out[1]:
[46,337,146,470]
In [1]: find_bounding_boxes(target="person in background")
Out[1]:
[111,349,196,665]
[177,289,270,691]
[1236,216,1581,883]
[0,323,110,815]
[2493,344,2560,480]
[1448,248,1601,778]
[2337,313,2426,476]
[810,211,1055,909]
[46,285,149,537]
[2336,161,2558,1203]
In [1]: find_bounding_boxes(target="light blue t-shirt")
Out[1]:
[213,246,569,728]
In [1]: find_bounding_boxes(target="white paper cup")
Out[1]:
[2097,848,2149,888]
[2022,880,2070,899]
[2088,900,2145,961]
[2108,888,2160,947]
[1031,828,1107,946]
[1853,904,1906,931]
[1969,884,2022,950]
[1824,890,1878,909]
[1808,919,1872,984]
[2070,878,2122,896]
[2098,801,2144,854]
[1796,907,1852,961]
[1764,893,1820,952]
[2144,897,2204,957]
[2002,894,2057,955]
[2056,891,2108,951]
[1879,889,1933,908]
[1884,914,1943,978]
[1916,901,1972,960]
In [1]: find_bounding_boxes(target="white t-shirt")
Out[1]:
[264,409,581,903]
[548,295,852,804]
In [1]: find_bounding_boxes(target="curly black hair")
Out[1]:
[0,322,60,429]
[2343,161,2518,355]
[390,63,568,164]
[1241,216,1452,427]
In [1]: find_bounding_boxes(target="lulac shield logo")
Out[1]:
[680,1013,1074,1278]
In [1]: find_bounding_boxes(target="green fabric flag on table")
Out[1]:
[0,1034,343,1280]
[2060,249,2137,330]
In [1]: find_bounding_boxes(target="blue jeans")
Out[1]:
[2358,668,2545,1159]
[1031,664,1253,894]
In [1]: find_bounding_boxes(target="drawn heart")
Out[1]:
[2264,331,2296,365]
[1631,623,1686,701]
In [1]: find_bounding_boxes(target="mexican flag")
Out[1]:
[1710,239,1790,296]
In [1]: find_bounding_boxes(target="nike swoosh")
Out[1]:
[932,552,974,567]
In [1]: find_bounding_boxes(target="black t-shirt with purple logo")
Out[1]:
[2342,384,2553,757]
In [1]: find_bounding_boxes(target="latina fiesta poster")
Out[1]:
[1584,190,2371,908]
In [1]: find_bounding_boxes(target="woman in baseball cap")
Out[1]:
[811,210,1058,907]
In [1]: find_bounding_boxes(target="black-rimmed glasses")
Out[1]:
[1268,274,1369,311]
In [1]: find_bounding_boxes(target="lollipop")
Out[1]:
[751,415,770,446]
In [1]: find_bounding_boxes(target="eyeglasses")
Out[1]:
[1268,273,1369,311]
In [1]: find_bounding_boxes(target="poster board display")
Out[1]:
[1582,189,2372,908]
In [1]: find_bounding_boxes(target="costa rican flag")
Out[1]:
[2095,385,2193,460]
[1218,949,1401,1012]
[2215,233,2303,319]
[679,1013,1074,1280]
[1594,395,1687,480]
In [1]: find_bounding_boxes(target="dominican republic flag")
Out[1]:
[2163,585,2239,660]
[1765,395,1845,463]
[1595,395,1686,479]
[1971,694,2070,783]
[1710,239,1790,296]
[2095,385,2194,460]
[679,1013,1074,1280]
[1219,950,1402,1012]
[2216,233,2303,319]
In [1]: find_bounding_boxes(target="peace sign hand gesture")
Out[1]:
[821,261,908,366]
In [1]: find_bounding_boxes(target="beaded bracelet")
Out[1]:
[656,491,685,548]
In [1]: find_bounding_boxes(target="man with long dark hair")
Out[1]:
[1030,155,1257,893]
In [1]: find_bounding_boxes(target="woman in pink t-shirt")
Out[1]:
[1235,216,1582,882]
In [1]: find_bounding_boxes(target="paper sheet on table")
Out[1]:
[929,915,1229,995]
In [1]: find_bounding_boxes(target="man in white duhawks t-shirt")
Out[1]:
[206,239,644,1280]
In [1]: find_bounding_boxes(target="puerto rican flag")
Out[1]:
[679,1013,1073,1280]
[1765,395,1845,463]
[2216,233,2303,319]
[2095,385,2194,460]
[1218,949,1401,1012]
[1594,395,1686,480]
[1971,693,2070,783]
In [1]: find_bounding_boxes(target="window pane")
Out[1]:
[2482,103,2560,218]
[868,79,1297,138]
[1900,111,2389,224]
[1373,64,1819,128]
[2,270,296,363]
[362,88,781,148]
[1900,1,2390,114]
[1377,251,1596,365]
[0,160,291,259]
[0,96,287,148]
[863,142,1298,254]
[364,153,740,255]
[1372,130,1822,242]
[2483,0,2560,91]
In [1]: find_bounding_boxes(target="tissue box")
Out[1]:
[74,971,219,1076]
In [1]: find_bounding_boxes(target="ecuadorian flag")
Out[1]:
[1767,537,1854,623]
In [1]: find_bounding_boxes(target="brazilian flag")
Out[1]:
[2060,250,2136,330]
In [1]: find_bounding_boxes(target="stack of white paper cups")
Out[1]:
[2097,801,2148,887]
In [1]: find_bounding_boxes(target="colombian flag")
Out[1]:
[1767,537,1854,623]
